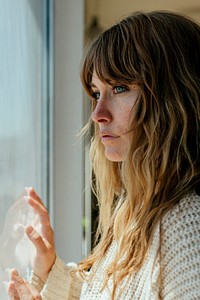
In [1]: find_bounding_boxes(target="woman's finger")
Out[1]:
[8,281,20,300]
[27,196,50,226]
[10,269,42,300]
[25,226,48,253]
[24,188,54,243]
[25,224,56,281]
[26,197,54,243]
[25,187,44,206]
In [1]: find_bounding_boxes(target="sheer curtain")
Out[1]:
[0,1,51,298]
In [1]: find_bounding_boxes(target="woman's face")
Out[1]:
[91,71,141,162]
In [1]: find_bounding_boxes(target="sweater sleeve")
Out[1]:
[31,256,83,299]
[160,193,200,300]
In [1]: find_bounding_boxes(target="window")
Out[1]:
[0,1,53,298]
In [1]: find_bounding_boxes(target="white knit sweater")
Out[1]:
[31,192,200,299]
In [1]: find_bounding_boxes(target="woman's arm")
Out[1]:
[38,256,83,299]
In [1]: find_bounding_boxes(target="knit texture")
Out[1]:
[160,193,200,299]
[31,192,200,299]
[31,256,83,299]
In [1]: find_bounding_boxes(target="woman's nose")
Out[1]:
[91,100,112,124]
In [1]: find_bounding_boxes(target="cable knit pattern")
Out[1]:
[31,192,200,299]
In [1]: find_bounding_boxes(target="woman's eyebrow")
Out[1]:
[89,82,96,88]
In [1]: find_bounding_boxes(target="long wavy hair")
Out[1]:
[77,11,200,298]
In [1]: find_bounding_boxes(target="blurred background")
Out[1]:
[0,1,199,298]
[86,0,200,31]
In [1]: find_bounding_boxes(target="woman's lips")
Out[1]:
[99,132,120,142]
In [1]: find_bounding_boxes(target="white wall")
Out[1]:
[86,0,200,29]
[54,0,84,263]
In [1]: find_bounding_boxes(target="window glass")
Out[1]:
[0,1,51,298]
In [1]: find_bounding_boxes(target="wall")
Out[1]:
[54,0,84,263]
[86,0,200,30]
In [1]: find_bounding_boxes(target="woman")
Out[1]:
[8,11,200,300]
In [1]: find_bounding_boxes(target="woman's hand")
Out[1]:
[25,187,56,282]
[8,269,42,300]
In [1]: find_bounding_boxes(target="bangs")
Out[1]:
[81,23,142,96]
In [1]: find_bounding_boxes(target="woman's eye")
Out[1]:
[113,86,127,94]
[92,91,100,100]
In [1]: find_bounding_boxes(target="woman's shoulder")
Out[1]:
[160,194,200,299]
[161,191,200,231]
[160,191,200,255]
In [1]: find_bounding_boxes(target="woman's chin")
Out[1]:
[105,149,125,162]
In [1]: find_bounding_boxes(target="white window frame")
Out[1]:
[53,0,85,263]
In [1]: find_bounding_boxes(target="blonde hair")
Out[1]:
[78,11,200,298]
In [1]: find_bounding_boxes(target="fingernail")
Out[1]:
[26,226,34,235]
[12,269,19,276]
[10,282,15,290]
